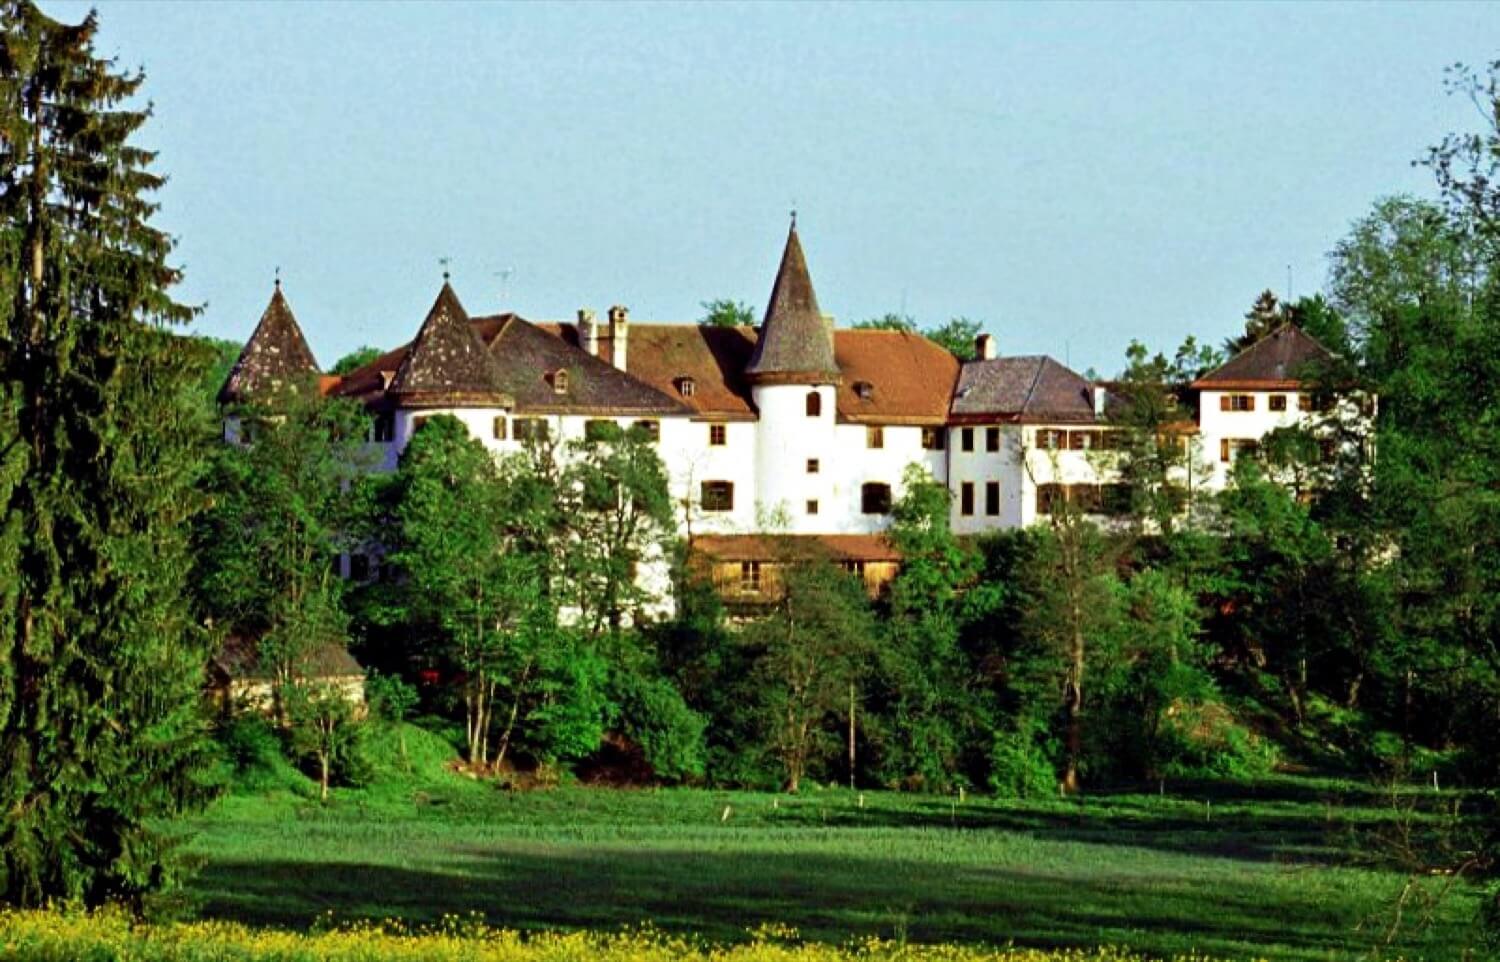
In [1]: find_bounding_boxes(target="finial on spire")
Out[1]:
[440,256,451,282]
[790,206,797,229]
[274,265,281,289]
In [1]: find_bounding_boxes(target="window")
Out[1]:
[806,458,820,474]
[921,427,946,450]
[551,369,570,394]
[701,480,734,512]
[960,482,975,517]
[961,428,974,452]
[1036,429,1066,450]
[513,418,549,442]
[805,391,822,417]
[1036,483,1064,515]
[1068,430,1103,451]
[985,481,1000,516]
[411,415,430,434]
[806,499,819,515]
[1269,394,1288,412]
[738,561,761,593]
[986,427,1001,452]
[676,377,696,398]
[1220,394,1255,412]
[349,553,371,582]
[633,419,660,442]
[867,426,884,449]
[842,560,867,579]
[709,423,727,446]
[861,482,892,515]
[491,416,507,441]
[372,412,396,443]
[1219,438,1258,463]
[854,381,875,400]
[585,419,615,441]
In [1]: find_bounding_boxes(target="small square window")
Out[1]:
[806,499,819,515]
[861,482,892,514]
[921,427,945,450]
[1269,394,1288,412]
[701,480,734,511]
[867,426,884,449]
[806,458,820,474]
[709,423,727,446]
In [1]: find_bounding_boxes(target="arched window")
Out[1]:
[552,369,569,394]
[805,391,822,417]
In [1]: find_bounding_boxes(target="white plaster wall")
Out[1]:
[820,423,946,534]
[751,384,839,534]
[663,418,759,536]
[1197,389,1315,491]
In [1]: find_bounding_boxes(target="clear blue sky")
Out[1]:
[48,1,1497,374]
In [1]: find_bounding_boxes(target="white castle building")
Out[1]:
[219,222,1346,601]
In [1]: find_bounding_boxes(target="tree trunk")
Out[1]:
[318,752,329,802]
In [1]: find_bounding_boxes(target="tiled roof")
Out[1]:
[1191,324,1336,389]
[745,223,841,384]
[692,533,901,563]
[211,634,364,681]
[951,355,1117,424]
[551,323,959,424]
[388,284,513,408]
[480,316,689,416]
[218,284,321,404]
[546,322,756,419]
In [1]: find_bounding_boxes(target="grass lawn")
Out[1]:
[179,726,1485,962]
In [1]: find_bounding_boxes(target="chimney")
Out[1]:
[608,304,629,372]
[975,333,997,360]
[578,308,598,357]
[1092,385,1107,418]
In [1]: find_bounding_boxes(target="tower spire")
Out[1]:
[744,218,840,385]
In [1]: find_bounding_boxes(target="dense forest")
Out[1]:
[2,0,1499,940]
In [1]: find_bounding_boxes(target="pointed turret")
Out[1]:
[388,282,513,408]
[745,219,841,385]
[218,282,321,404]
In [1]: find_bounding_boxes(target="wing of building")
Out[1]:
[222,223,1360,602]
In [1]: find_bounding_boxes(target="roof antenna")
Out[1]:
[1286,263,1293,301]
[493,266,515,305]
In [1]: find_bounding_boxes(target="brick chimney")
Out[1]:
[608,305,629,372]
[974,333,997,360]
[578,308,598,357]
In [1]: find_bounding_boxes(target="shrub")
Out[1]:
[987,728,1056,798]
[610,672,708,783]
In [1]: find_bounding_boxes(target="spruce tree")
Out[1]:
[0,2,218,909]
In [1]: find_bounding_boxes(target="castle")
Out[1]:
[219,222,1342,600]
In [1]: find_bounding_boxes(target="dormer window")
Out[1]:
[551,369,570,395]
[675,376,696,398]
[854,381,874,401]
[805,391,822,417]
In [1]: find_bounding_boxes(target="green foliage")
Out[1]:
[699,299,755,328]
[922,316,984,360]
[365,671,418,724]
[329,346,382,375]
[986,726,1056,798]
[608,670,707,783]
[283,682,369,801]
[0,2,220,911]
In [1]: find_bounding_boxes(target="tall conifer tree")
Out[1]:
[0,2,217,909]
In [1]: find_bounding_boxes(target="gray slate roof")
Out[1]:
[388,283,514,407]
[745,223,841,384]
[218,285,320,404]
[951,355,1115,423]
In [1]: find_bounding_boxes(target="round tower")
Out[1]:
[745,219,841,533]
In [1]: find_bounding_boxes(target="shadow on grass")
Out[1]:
[193,847,1463,962]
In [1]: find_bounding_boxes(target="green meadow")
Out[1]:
[175,725,1483,962]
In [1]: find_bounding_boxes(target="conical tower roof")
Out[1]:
[218,283,321,404]
[388,282,513,408]
[745,220,841,385]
